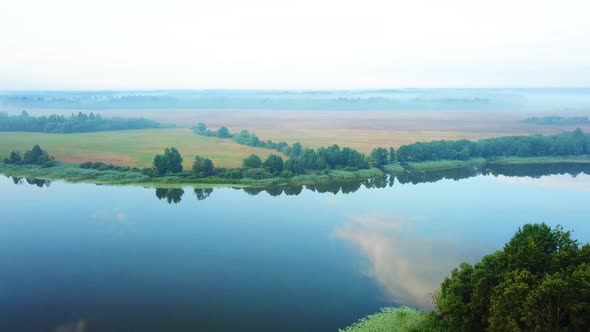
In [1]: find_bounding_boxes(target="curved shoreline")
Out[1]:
[2,155,590,189]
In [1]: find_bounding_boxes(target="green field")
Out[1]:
[0,128,284,169]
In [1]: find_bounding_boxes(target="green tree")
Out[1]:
[263,154,284,175]
[370,147,389,166]
[153,154,168,176]
[434,223,590,331]
[389,147,396,163]
[291,142,303,157]
[166,147,183,173]
[195,122,207,133]
[217,126,232,138]
[4,151,22,164]
[153,147,183,176]
[192,155,214,177]
[21,145,52,165]
[242,154,262,169]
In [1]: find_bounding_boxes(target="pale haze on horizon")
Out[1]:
[1,0,589,90]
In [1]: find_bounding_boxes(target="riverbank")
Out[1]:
[401,155,590,171]
[2,155,590,188]
[0,162,384,188]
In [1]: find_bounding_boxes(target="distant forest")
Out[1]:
[0,111,161,133]
[195,122,590,166]
[397,129,590,162]
[520,116,589,126]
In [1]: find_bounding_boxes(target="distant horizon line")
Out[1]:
[1,87,590,93]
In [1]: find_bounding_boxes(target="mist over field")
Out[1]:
[2,0,590,331]
[2,88,590,112]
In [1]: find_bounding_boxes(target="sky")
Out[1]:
[1,0,589,90]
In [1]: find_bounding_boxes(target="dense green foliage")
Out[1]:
[389,147,396,163]
[193,123,297,156]
[342,223,590,332]
[80,161,137,172]
[194,123,590,180]
[0,111,160,133]
[193,122,232,138]
[153,147,183,176]
[397,129,590,162]
[521,116,590,126]
[434,223,590,331]
[262,154,284,175]
[192,156,215,177]
[3,144,55,167]
[193,123,386,175]
[280,145,370,174]
[242,154,263,169]
[370,147,390,166]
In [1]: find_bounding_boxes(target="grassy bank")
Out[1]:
[3,155,590,189]
[339,307,440,332]
[488,155,590,165]
[0,162,385,188]
[402,158,486,171]
[399,155,590,172]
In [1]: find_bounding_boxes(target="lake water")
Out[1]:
[1,164,590,331]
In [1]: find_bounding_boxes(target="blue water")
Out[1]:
[1,167,590,331]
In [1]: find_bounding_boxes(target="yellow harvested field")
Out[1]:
[0,128,284,169]
[19,109,590,154]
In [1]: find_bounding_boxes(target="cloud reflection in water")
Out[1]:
[334,215,467,308]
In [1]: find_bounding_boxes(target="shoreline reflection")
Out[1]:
[7,163,590,202]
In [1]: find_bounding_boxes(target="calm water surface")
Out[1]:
[1,165,590,331]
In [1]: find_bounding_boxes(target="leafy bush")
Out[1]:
[79,161,93,169]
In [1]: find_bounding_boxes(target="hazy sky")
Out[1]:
[1,0,589,89]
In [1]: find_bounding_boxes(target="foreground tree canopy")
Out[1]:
[435,223,590,331]
[342,223,590,332]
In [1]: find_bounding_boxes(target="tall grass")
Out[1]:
[339,307,444,332]
[403,158,486,171]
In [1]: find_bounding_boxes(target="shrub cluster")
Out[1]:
[3,144,55,167]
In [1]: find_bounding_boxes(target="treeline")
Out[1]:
[397,129,590,162]
[136,143,383,181]
[0,111,161,133]
[80,161,140,172]
[520,116,590,126]
[193,123,298,156]
[196,123,590,164]
[193,123,395,173]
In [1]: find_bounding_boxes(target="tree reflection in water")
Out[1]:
[9,163,590,200]
[10,176,52,187]
[155,188,184,204]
